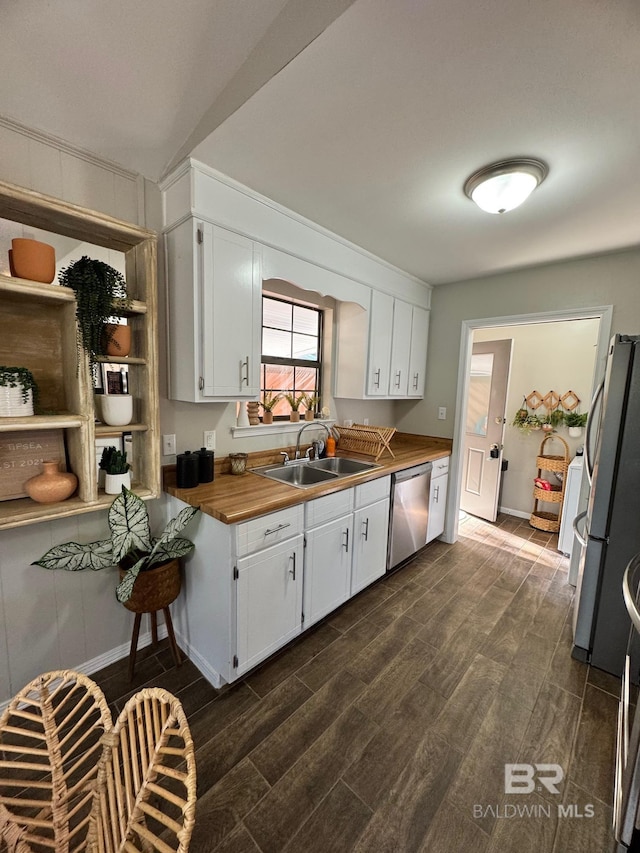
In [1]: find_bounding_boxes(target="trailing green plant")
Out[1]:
[58,256,131,372]
[0,366,38,405]
[33,487,198,603]
[511,407,542,434]
[99,446,131,475]
[284,393,305,412]
[564,411,588,428]
[546,409,565,427]
[259,391,282,412]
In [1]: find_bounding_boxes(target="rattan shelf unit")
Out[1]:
[530,434,570,533]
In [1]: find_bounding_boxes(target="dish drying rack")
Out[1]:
[335,424,396,461]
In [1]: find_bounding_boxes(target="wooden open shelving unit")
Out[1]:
[0,180,159,529]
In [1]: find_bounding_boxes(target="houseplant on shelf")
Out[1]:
[564,410,588,437]
[0,366,38,417]
[511,406,542,434]
[58,256,131,372]
[33,487,199,606]
[284,393,305,423]
[302,394,319,421]
[100,446,131,494]
[259,391,281,425]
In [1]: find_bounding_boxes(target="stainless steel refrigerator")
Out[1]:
[572,334,640,677]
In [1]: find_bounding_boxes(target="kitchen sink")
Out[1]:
[251,456,380,489]
[308,457,380,475]
[251,462,339,489]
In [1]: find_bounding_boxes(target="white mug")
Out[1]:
[101,394,133,426]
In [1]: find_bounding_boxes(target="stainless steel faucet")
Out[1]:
[294,422,332,461]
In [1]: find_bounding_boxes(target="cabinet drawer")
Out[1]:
[354,475,391,509]
[305,488,354,528]
[432,456,450,477]
[235,504,304,557]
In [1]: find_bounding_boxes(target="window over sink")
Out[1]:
[261,295,323,419]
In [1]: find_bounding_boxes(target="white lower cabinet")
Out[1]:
[351,498,390,594]
[426,457,449,543]
[235,535,304,677]
[304,516,353,627]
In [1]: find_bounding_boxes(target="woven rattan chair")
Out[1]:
[0,670,196,853]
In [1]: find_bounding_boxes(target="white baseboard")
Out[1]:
[173,627,225,689]
[499,506,530,520]
[0,623,168,713]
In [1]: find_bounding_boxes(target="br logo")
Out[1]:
[505,764,564,795]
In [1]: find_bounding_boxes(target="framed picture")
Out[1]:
[0,429,67,500]
[101,363,128,395]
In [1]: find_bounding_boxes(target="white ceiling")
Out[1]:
[2,0,640,284]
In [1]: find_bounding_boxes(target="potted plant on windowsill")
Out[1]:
[259,392,281,425]
[58,256,131,373]
[564,410,588,437]
[302,394,319,421]
[33,487,198,606]
[100,446,131,494]
[284,393,305,423]
[0,366,38,417]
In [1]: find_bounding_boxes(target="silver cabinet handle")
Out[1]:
[343,528,349,552]
[622,554,640,634]
[433,485,439,504]
[413,373,419,390]
[241,356,250,386]
[373,368,381,388]
[362,518,369,541]
[264,522,291,536]
[585,380,604,486]
[395,370,401,388]
[572,511,587,548]
[289,552,296,580]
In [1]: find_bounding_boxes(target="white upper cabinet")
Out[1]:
[165,218,261,401]
[335,294,430,400]
[408,305,429,398]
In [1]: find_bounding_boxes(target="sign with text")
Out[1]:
[0,429,67,500]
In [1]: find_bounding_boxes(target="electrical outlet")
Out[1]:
[363,418,370,426]
[438,407,447,420]
[203,430,216,451]
[162,434,176,456]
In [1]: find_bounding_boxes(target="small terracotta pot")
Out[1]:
[11,238,56,283]
[290,411,300,422]
[119,558,181,613]
[105,324,131,357]
[25,461,77,503]
[305,409,315,421]
[262,411,274,425]
[8,249,16,277]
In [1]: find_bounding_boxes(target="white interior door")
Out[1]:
[460,339,512,522]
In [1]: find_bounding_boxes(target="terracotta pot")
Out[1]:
[105,323,131,357]
[25,461,77,503]
[8,249,16,277]
[11,238,55,284]
[119,558,181,613]
[262,411,274,425]
[290,411,300,422]
[304,409,315,421]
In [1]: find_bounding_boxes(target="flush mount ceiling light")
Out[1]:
[464,158,548,214]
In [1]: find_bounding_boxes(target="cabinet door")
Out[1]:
[304,515,353,627]
[351,498,390,595]
[201,223,261,398]
[366,290,393,396]
[389,299,412,397]
[407,306,429,398]
[426,473,448,543]
[235,535,303,676]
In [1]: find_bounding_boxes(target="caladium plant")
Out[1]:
[33,487,198,603]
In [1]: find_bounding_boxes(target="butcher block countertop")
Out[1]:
[164,432,452,525]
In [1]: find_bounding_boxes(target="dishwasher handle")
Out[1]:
[393,462,433,484]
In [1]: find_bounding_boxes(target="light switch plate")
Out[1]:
[162,434,176,456]
[438,407,447,420]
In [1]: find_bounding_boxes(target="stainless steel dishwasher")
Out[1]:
[387,462,432,571]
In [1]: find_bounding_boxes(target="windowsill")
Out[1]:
[231,419,335,439]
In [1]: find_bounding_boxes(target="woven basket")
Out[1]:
[535,433,570,473]
[530,434,570,532]
[119,558,181,613]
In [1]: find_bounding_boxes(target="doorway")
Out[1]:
[446,306,613,543]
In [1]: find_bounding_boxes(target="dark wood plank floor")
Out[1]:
[92,513,619,853]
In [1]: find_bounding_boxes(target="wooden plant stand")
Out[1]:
[530,434,570,533]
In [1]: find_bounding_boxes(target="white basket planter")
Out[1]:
[0,386,34,417]
[105,471,131,495]
[568,426,583,438]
